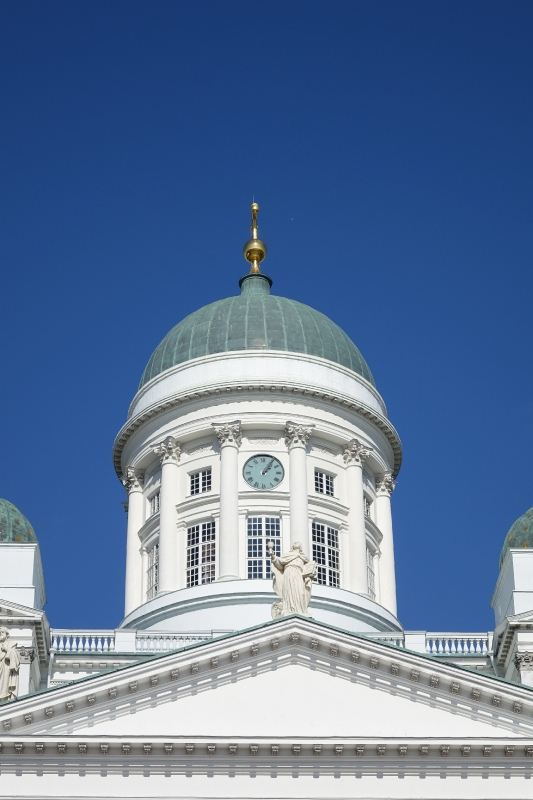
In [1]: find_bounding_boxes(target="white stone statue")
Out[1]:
[0,627,19,702]
[268,541,317,618]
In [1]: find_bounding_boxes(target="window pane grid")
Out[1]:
[312,522,340,587]
[190,468,212,496]
[247,516,281,579]
[366,547,376,601]
[149,491,160,517]
[187,521,216,586]
[314,470,334,497]
[147,543,159,600]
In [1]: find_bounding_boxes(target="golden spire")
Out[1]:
[243,201,267,273]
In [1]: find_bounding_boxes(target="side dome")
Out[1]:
[0,499,38,544]
[140,273,375,389]
[499,506,533,567]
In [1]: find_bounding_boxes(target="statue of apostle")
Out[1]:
[268,541,317,618]
[0,627,20,702]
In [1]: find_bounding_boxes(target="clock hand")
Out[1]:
[261,458,275,476]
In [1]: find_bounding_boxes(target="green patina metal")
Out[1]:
[140,274,375,388]
[499,506,533,567]
[0,498,37,544]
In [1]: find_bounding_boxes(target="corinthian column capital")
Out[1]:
[284,421,313,450]
[343,438,372,466]
[121,466,144,494]
[515,652,533,671]
[375,471,396,496]
[213,421,242,448]
[153,436,181,465]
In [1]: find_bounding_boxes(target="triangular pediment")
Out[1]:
[0,597,44,622]
[2,617,532,741]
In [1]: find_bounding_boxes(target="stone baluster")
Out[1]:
[375,471,397,617]
[153,436,181,593]
[285,422,313,553]
[121,466,145,616]
[213,421,242,581]
[343,439,372,595]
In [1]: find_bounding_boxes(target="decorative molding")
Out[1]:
[375,471,396,496]
[121,466,144,494]
[248,437,279,446]
[284,422,313,449]
[212,421,242,448]
[153,436,181,465]
[185,442,213,456]
[343,438,372,466]
[515,652,533,670]
[17,646,35,664]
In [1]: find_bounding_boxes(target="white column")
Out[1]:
[343,439,371,595]
[122,466,144,616]
[285,422,313,554]
[515,653,533,688]
[213,421,242,581]
[153,436,181,594]
[375,471,397,617]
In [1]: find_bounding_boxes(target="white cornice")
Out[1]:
[113,381,402,481]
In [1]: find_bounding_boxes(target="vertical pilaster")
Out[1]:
[375,471,397,616]
[515,653,533,688]
[343,439,371,595]
[213,421,242,581]
[285,422,313,553]
[153,436,181,594]
[122,466,144,616]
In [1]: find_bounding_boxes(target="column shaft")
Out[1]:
[214,422,242,581]
[122,467,144,617]
[153,437,181,594]
[375,472,397,617]
[345,462,368,594]
[285,423,313,554]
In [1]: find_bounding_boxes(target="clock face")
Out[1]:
[243,454,285,490]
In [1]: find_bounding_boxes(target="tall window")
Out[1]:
[149,491,160,517]
[187,521,216,586]
[147,543,159,600]
[312,522,340,587]
[190,468,212,496]
[363,495,372,518]
[315,469,334,497]
[247,516,281,579]
[366,547,376,601]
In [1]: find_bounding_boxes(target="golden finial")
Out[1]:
[243,201,267,273]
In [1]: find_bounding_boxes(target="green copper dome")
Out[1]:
[500,506,533,567]
[0,499,37,544]
[140,274,375,388]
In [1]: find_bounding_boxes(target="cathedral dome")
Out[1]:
[499,505,533,567]
[140,273,375,389]
[0,499,38,544]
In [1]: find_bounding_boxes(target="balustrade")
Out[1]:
[51,630,115,653]
[425,633,491,656]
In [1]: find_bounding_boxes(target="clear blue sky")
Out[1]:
[1,1,532,632]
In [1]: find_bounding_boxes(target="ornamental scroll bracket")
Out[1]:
[284,422,314,449]
[153,436,181,465]
[121,466,144,494]
[343,438,372,466]
[212,421,242,448]
[375,471,396,496]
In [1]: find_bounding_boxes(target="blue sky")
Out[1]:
[1,1,532,631]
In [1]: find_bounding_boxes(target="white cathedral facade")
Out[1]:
[1,205,533,798]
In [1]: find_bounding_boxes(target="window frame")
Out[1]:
[186,520,216,586]
[246,515,282,579]
[314,468,335,497]
[312,521,340,587]
[189,467,212,496]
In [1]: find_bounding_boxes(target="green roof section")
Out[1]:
[140,273,375,388]
[0,499,38,544]
[500,506,533,567]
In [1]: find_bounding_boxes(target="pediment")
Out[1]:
[0,597,45,622]
[3,617,533,741]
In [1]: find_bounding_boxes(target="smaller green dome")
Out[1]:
[0,499,37,544]
[499,506,533,567]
